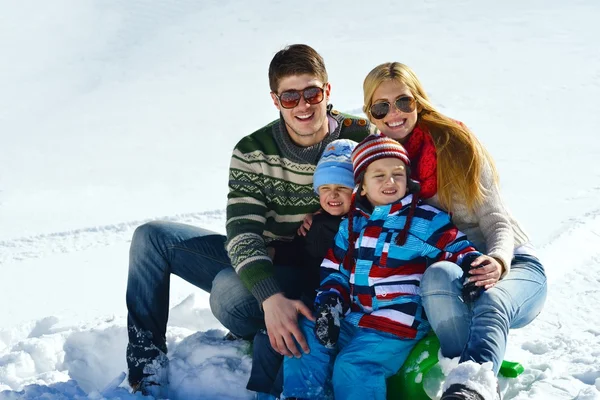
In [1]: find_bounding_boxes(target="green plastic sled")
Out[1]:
[387,331,524,399]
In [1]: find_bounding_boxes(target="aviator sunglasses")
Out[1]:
[274,85,326,109]
[369,96,417,120]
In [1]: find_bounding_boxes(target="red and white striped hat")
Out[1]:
[351,133,411,184]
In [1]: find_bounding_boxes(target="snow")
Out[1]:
[1,0,600,398]
[443,361,498,400]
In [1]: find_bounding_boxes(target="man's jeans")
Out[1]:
[420,255,547,375]
[125,221,264,385]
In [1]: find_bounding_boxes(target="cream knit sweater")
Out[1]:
[425,158,530,276]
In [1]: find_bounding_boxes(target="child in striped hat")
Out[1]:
[283,134,483,400]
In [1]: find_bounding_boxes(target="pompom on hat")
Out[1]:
[313,139,358,194]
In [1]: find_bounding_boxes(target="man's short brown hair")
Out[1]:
[268,44,328,93]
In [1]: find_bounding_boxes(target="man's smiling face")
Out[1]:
[271,74,331,147]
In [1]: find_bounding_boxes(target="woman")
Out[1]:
[362,62,547,400]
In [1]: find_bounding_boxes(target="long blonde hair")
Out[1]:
[363,62,498,212]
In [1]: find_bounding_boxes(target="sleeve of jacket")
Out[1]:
[304,213,342,262]
[425,210,482,264]
[225,142,280,305]
[315,217,352,312]
[473,157,514,277]
[271,237,305,268]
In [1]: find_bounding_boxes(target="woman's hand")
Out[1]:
[465,255,504,289]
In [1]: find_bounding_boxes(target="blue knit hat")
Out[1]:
[313,139,358,194]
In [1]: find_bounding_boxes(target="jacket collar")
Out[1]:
[356,193,415,219]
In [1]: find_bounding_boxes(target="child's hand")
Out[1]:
[314,294,342,348]
[459,253,484,303]
[462,280,484,303]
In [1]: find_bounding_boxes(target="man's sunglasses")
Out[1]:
[274,85,326,109]
[369,96,417,120]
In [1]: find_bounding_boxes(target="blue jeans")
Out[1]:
[420,255,547,375]
[125,221,264,385]
[283,317,427,400]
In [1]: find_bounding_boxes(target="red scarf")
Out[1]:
[403,125,438,199]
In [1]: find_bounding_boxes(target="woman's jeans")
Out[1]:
[420,255,547,375]
[125,221,302,385]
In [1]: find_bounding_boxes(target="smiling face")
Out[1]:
[271,74,331,148]
[318,184,353,216]
[369,80,418,143]
[361,158,408,206]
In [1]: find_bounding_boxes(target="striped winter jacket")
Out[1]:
[317,194,481,339]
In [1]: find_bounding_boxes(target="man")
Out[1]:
[126,44,371,397]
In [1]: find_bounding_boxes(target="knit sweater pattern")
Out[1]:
[226,108,372,304]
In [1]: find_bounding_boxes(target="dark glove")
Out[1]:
[314,294,342,349]
[460,253,485,303]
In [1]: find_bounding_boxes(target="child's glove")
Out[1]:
[314,294,343,349]
[459,253,485,303]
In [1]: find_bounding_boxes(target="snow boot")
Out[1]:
[131,353,169,399]
[442,361,499,400]
[224,330,243,340]
[441,384,485,400]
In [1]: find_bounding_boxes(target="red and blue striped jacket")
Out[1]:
[317,194,481,339]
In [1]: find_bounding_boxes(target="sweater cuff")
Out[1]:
[489,252,512,279]
[251,276,283,306]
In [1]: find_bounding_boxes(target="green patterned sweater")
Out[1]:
[226,107,372,304]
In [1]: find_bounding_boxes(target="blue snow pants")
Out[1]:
[283,316,428,400]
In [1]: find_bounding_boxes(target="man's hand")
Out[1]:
[262,293,315,358]
[297,213,314,236]
[465,255,503,289]
[266,246,275,261]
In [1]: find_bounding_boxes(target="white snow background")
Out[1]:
[1,0,599,398]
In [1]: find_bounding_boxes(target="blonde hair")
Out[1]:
[363,62,499,212]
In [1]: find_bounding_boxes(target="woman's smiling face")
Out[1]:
[369,80,418,143]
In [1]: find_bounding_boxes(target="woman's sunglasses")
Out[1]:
[369,96,416,120]
[274,85,326,109]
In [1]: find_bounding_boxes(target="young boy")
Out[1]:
[283,134,483,400]
[247,139,358,400]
